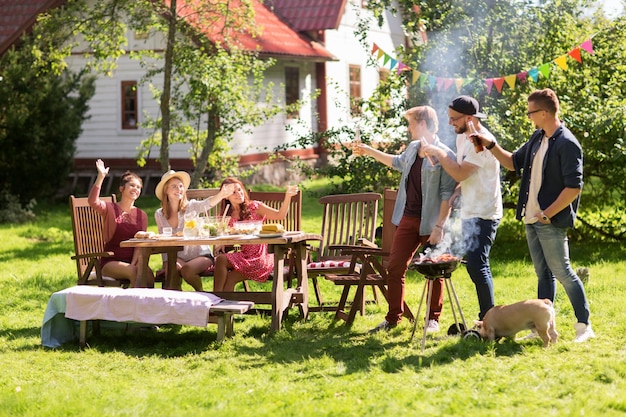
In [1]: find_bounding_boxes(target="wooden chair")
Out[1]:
[323,188,414,325]
[307,192,381,311]
[69,195,130,287]
[248,190,302,232]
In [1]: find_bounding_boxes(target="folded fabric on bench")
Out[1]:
[41,286,225,347]
[65,286,223,327]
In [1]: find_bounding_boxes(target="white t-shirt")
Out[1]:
[456,127,503,220]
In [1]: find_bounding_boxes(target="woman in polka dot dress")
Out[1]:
[213,177,298,291]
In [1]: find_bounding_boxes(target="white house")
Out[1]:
[1,0,409,193]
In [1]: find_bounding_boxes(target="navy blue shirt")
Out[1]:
[512,123,583,228]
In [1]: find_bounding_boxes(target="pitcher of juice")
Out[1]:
[183,211,199,238]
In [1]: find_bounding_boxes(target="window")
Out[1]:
[121,81,138,130]
[285,67,299,119]
[349,65,362,116]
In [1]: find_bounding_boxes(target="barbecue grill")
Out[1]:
[409,255,480,352]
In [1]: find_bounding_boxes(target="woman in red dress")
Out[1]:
[88,159,154,287]
[212,177,298,291]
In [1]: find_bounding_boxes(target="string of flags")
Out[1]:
[371,38,595,94]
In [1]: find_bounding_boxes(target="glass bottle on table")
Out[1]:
[467,120,483,153]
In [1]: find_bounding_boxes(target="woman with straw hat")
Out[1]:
[154,170,234,291]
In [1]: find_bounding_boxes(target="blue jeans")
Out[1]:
[525,223,590,324]
[462,218,499,320]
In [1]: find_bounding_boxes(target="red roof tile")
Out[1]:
[178,0,335,60]
[0,0,64,55]
[266,0,347,32]
[0,0,334,61]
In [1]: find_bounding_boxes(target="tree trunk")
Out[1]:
[190,106,219,187]
[159,0,177,173]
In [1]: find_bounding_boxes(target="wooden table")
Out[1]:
[120,231,321,332]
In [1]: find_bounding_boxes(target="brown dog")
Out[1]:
[474,299,558,348]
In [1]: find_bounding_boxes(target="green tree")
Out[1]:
[286,0,625,239]
[56,0,301,186]
[0,23,95,207]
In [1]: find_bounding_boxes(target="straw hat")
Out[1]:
[155,170,191,200]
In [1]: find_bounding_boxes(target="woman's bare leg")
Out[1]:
[181,257,213,291]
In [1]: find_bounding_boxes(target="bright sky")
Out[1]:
[596,0,624,17]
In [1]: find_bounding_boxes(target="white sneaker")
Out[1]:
[426,319,440,333]
[368,320,397,334]
[574,322,595,343]
[517,330,539,341]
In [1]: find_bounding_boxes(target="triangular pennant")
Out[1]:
[419,74,429,88]
[528,67,539,82]
[580,39,594,55]
[371,43,379,55]
[382,53,391,66]
[485,78,494,94]
[568,47,583,63]
[376,49,384,60]
[389,58,397,70]
[454,78,465,93]
[538,63,551,78]
[554,55,568,71]
[443,78,455,91]
[517,71,528,83]
[428,75,437,90]
[412,70,421,85]
[504,74,517,89]
[396,62,407,74]
[493,77,505,93]
[435,77,445,91]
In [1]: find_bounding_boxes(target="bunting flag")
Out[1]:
[370,37,595,95]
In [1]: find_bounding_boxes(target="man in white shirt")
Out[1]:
[422,96,502,320]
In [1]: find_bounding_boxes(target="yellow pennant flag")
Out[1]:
[504,74,517,90]
[454,78,465,93]
[412,70,421,85]
[554,55,568,71]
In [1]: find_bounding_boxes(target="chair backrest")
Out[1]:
[69,194,115,279]
[249,190,302,231]
[317,192,381,261]
[185,188,224,217]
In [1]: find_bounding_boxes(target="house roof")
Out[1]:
[0,0,64,56]
[0,0,335,61]
[266,0,347,32]
[180,0,335,61]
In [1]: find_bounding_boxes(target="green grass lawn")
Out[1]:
[1,179,625,416]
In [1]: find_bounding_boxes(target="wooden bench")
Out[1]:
[41,286,254,347]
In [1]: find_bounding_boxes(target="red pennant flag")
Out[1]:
[443,78,455,91]
[372,43,379,55]
[493,77,505,93]
[568,47,582,63]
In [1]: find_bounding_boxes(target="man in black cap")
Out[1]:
[422,95,502,321]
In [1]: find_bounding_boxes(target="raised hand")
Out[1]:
[95,159,110,177]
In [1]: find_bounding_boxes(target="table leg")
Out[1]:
[293,242,309,320]
[270,245,287,332]
[164,248,181,290]
[135,248,150,288]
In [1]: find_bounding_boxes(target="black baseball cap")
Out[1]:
[449,96,487,119]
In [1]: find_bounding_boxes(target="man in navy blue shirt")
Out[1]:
[474,88,594,343]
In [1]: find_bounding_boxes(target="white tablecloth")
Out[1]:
[41,286,223,348]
